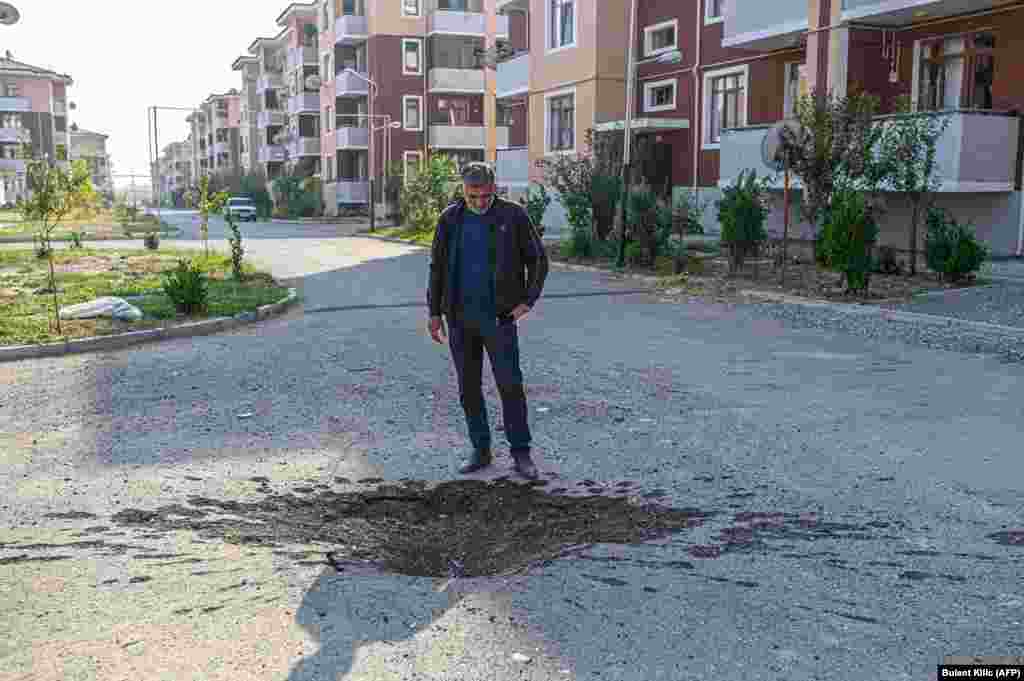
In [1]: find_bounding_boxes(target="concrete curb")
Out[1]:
[0,288,299,363]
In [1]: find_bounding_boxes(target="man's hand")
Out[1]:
[511,304,531,322]
[428,316,447,344]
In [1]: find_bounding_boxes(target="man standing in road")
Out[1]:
[427,163,549,480]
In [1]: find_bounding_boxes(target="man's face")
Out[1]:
[464,182,495,213]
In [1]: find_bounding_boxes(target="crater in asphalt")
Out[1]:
[106,479,713,579]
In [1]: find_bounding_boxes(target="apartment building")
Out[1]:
[154,141,191,206]
[279,3,323,177]
[249,31,290,181]
[318,0,510,215]
[495,0,1024,257]
[719,0,1024,256]
[69,126,113,196]
[0,51,73,204]
[233,56,263,174]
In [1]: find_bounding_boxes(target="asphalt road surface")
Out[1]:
[1,214,1021,680]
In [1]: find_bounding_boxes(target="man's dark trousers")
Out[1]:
[447,312,531,453]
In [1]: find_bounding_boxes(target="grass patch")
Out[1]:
[373,225,436,247]
[0,247,290,346]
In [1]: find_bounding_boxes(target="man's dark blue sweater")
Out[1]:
[453,210,496,335]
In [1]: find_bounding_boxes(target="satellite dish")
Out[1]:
[0,2,19,25]
[305,74,321,90]
[761,119,798,172]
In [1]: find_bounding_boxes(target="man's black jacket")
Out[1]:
[427,197,548,321]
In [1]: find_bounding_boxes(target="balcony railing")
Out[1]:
[337,180,370,204]
[0,97,30,112]
[258,110,287,128]
[336,118,370,148]
[335,14,368,44]
[0,159,26,173]
[496,53,529,97]
[289,92,320,114]
[259,145,287,163]
[722,0,807,50]
[496,147,528,190]
[290,138,321,156]
[430,124,486,148]
[288,45,319,70]
[53,99,67,116]
[213,142,229,155]
[0,127,30,144]
[719,110,1021,193]
[258,72,284,91]
[429,10,486,36]
[336,70,370,97]
[495,13,509,38]
[429,67,485,93]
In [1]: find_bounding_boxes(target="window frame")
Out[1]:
[402,94,424,131]
[547,0,577,53]
[403,150,423,183]
[643,77,677,113]
[402,38,423,76]
[543,86,577,154]
[643,19,678,58]
[705,0,725,25]
[783,61,807,119]
[702,64,748,150]
[402,0,420,18]
[912,30,997,113]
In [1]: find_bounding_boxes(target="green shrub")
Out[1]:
[625,189,667,267]
[68,231,84,249]
[591,173,622,241]
[874,245,901,275]
[624,241,643,266]
[400,154,458,234]
[143,232,160,250]
[717,170,769,272]
[562,224,595,258]
[925,208,989,282]
[820,189,879,294]
[161,258,209,315]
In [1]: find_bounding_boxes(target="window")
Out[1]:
[429,36,484,70]
[403,95,423,130]
[643,19,677,57]
[403,39,422,75]
[3,81,18,97]
[643,78,676,113]
[2,113,22,128]
[703,65,747,147]
[545,90,575,152]
[916,31,996,112]
[437,98,470,125]
[404,150,422,182]
[783,62,808,118]
[548,0,575,51]
[705,0,725,24]
[438,0,470,9]
[402,0,419,17]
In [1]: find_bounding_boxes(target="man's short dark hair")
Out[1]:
[461,162,495,185]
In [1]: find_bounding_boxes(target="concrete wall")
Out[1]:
[724,0,807,46]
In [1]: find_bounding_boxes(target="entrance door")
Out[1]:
[636,134,673,200]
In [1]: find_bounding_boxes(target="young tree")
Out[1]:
[778,90,881,261]
[874,97,949,275]
[188,175,228,258]
[21,159,93,335]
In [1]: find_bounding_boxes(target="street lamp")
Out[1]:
[149,105,203,227]
[340,68,381,229]
[615,42,683,268]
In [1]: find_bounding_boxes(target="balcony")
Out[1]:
[496,147,528,190]
[53,99,67,116]
[430,124,486,148]
[0,97,30,112]
[496,0,527,11]
[288,45,318,70]
[259,145,287,163]
[841,0,1008,24]
[722,0,807,50]
[496,53,529,97]
[214,142,229,155]
[335,14,368,44]
[495,14,509,38]
[258,72,284,92]
[337,180,370,204]
[719,111,1021,193]
[429,67,485,93]
[0,159,26,173]
[258,110,287,128]
[429,10,485,36]
[336,125,369,149]
[0,127,29,144]
[336,70,369,97]
[291,138,321,156]
[289,92,320,114]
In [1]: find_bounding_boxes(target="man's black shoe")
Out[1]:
[458,447,492,475]
[511,448,538,480]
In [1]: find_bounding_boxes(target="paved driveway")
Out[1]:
[1,232,1021,680]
